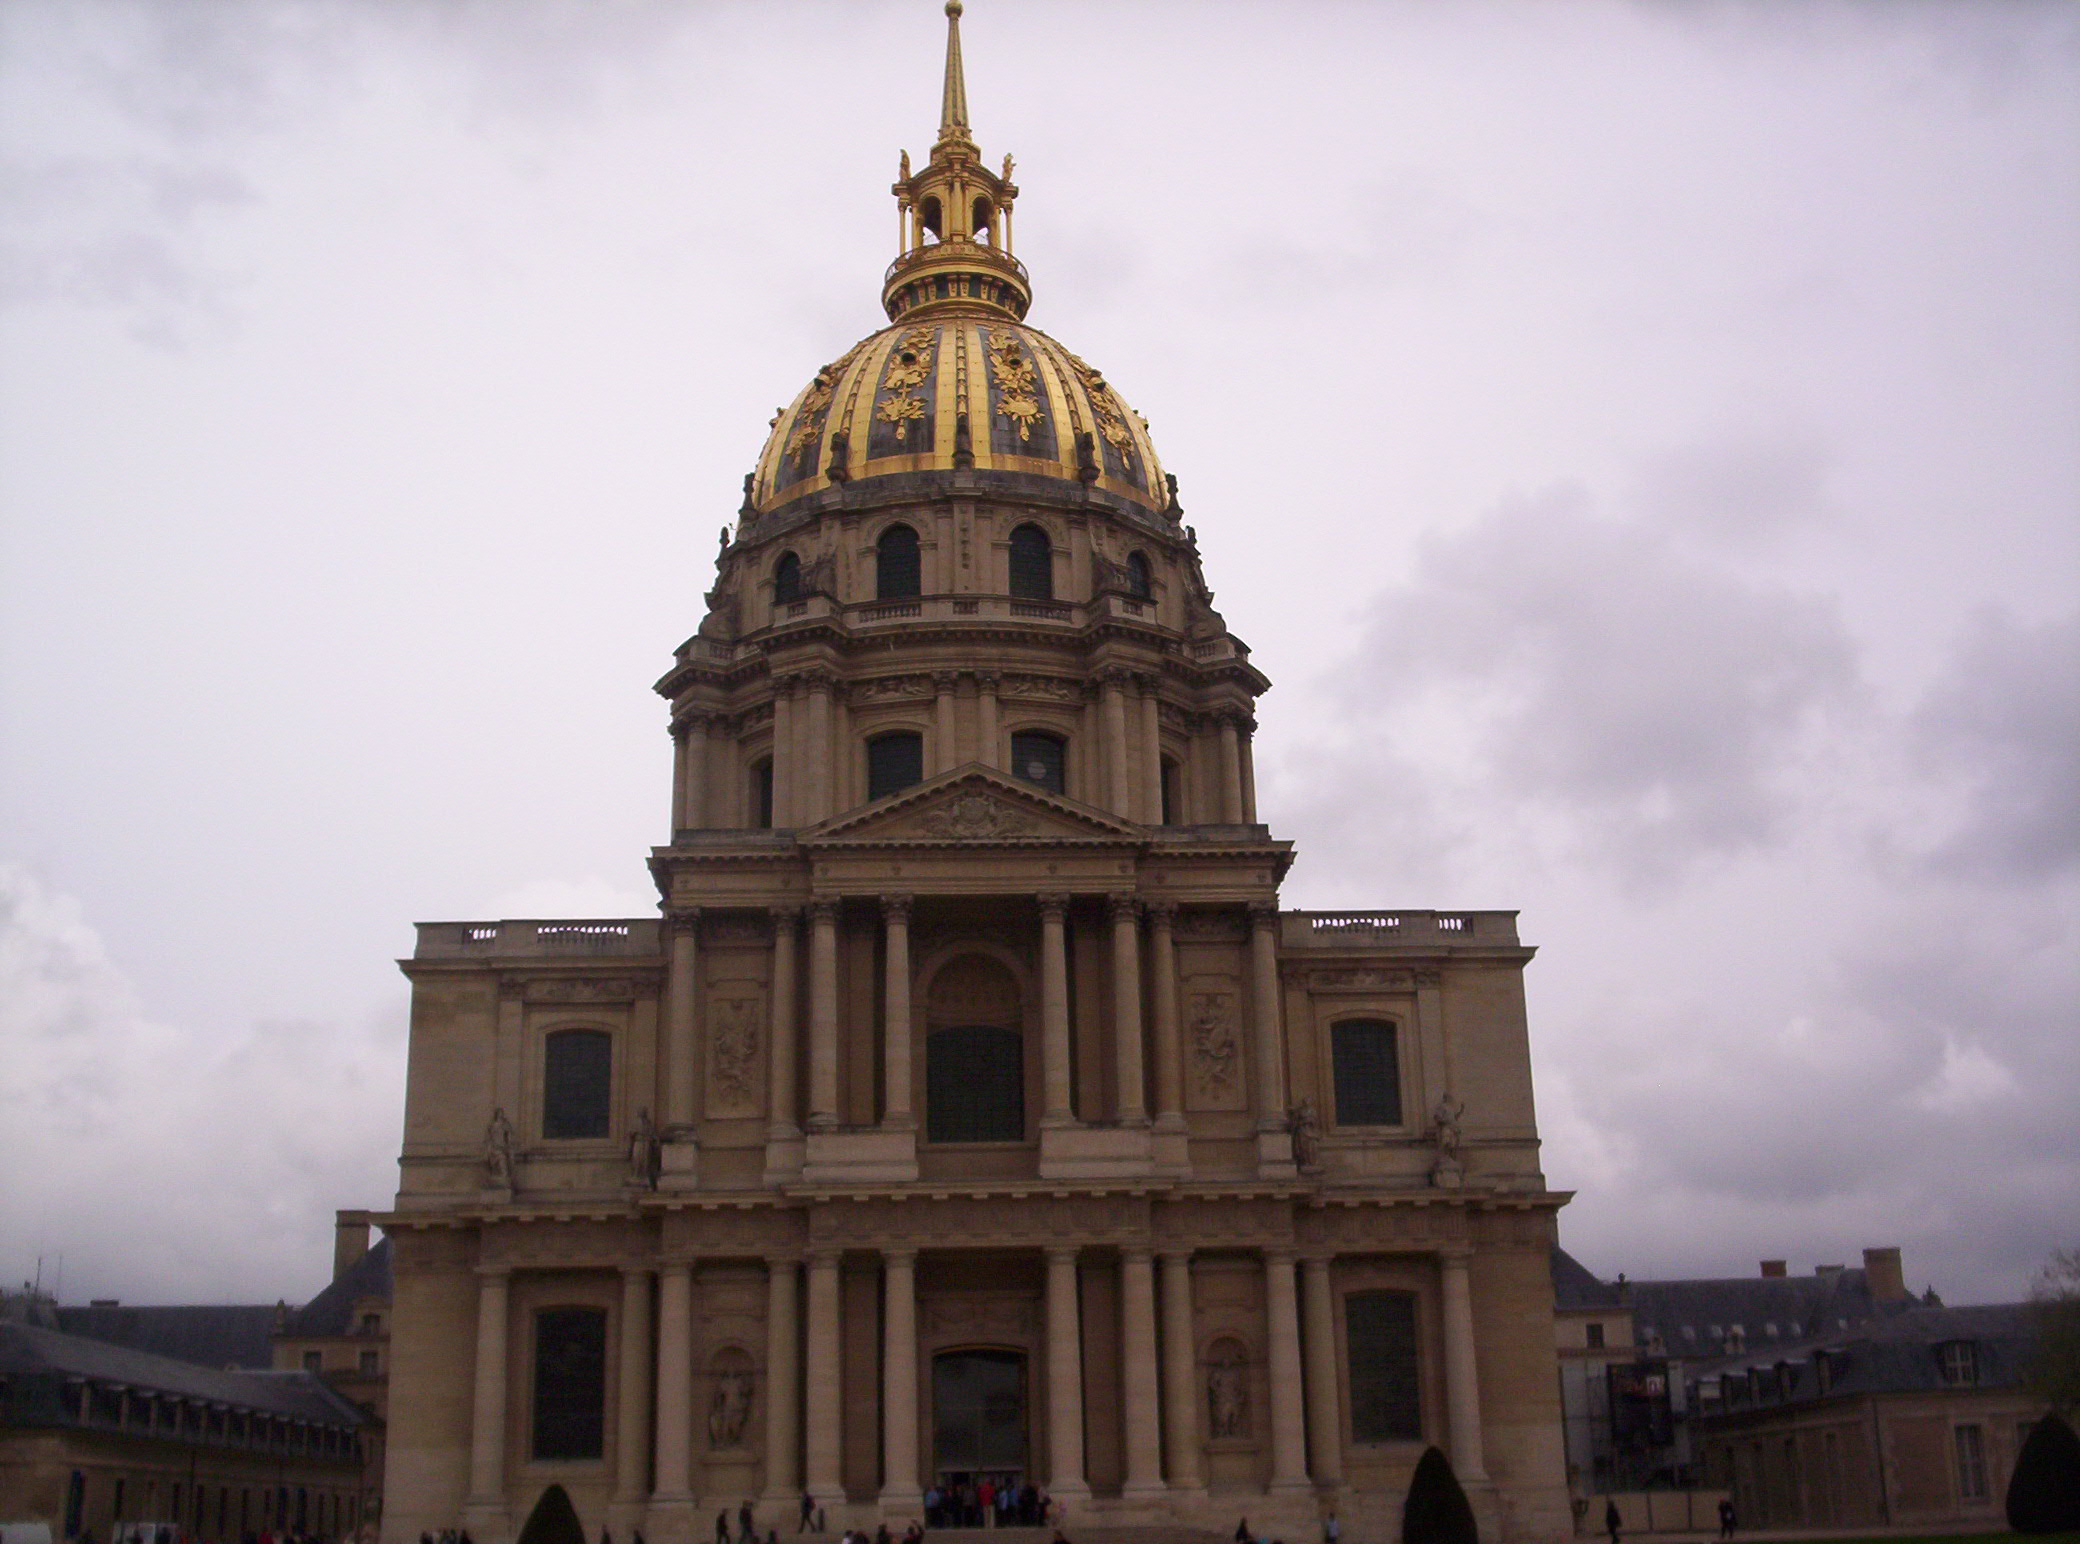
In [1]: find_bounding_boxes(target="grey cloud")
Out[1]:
[1909,606,2080,883]
[1629,423,1834,543]
[1332,488,1861,886]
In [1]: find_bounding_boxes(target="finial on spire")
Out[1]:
[939,0,971,146]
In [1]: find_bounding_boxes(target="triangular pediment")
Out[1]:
[801,764,1145,847]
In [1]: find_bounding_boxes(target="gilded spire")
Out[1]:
[883,1,1029,323]
[939,0,972,148]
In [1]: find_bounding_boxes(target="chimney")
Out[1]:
[1815,1264,1845,1276]
[1863,1246,1906,1303]
[333,1209,372,1280]
[1760,1260,1787,1278]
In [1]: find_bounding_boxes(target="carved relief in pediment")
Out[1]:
[917,792,1038,840]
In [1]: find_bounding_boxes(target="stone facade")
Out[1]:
[376,10,1571,1544]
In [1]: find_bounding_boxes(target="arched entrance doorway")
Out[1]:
[931,1348,1028,1508]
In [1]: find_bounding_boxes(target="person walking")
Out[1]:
[1604,1500,1622,1544]
[1322,1515,1339,1544]
[798,1497,815,1535]
[1717,1498,1736,1541]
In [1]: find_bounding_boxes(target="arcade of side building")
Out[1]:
[375,10,1573,1544]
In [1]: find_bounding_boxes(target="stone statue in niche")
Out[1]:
[482,1107,515,1189]
[1287,1098,1322,1173]
[1187,992,1240,1098]
[708,1365,754,1449]
[1206,1343,1250,1439]
[1430,1091,1465,1188]
[626,1107,660,1189]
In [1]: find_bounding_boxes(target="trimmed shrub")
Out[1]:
[516,1484,588,1544]
[2007,1410,2080,1533]
[1403,1444,1479,1544]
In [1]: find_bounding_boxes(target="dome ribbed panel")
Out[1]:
[749,319,1167,516]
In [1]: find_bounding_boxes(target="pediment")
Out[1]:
[801,765,1145,848]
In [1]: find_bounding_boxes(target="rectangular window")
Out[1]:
[543,1028,612,1139]
[867,732,925,800]
[752,758,774,829]
[531,1307,608,1460]
[1331,1019,1402,1126]
[1010,731,1065,794]
[1940,1340,1978,1387]
[359,1350,379,1374]
[1586,1322,1605,1349]
[302,1350,322,1372]
[1346,1289,1422,1442]
[1955,1423,1988,1500]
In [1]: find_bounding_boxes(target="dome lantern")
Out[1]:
[883,0,1030,324]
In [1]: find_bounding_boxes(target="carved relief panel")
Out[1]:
[706,984,766,1118]
[1182,974,1246,1112]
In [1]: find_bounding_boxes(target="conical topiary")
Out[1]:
[1403,1444,1479,1544]
[515,1485,589,1544]
[2007,1411,2080,1533]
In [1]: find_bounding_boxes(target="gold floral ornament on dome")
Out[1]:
[876,327,937,441]
[783,340,867,458]
[985,328,1043,441]
[1067,351,1137,470]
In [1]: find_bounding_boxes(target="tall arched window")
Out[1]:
[926,1026,1025,1142]
[773,551,803,605]
[542,1028,611,1139]
[1010,731,1066,794]
[867,730,925,800]
[531,1311,608,1459]
[877,523,921,599]
[750,758,774,829]
[1126,551,1153,600]
[1331,1019,1402,1127]
[1008,524,1053,599]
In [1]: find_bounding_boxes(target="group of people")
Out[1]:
[921,1476,1049,1529]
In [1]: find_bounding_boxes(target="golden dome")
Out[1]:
[751,317,1168,516]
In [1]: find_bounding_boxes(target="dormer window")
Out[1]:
[774,551,803,605]
[1939,1340,1978,1387]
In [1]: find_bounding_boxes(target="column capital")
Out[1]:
[670,711,712,738]
[1143,899,1178,927]
[663,906,702,930]
[1036,892,1070,921]
[799,667,835,694]
[806,1245,842,1268]
[1098,664,1133,689]
[620,1262,657,1281]
[972,668,1000,692]
[807,896,841,925]
[1044,1244,1081,1266]
[765,1251,804,1270]
[768,903,803,928]
[882,1247,919,1268]
[1438,1242,1475,1267]
[880,893,914,923]
[474,1264,513,1282]
[931,670,960,692]
[1248,901,1282,929]
[1107,893,1142,925]
[1133,670,1163,696]
[1118,1243,1155,1266]
[1261,1245,1298,1266]
[658,1259,695,1280]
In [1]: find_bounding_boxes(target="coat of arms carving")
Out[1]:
[919,792,1036,840]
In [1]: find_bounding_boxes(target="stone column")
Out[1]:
[664,909,700,1130]
[807,899,840,1130]
[1158,1251,1203,1490]
[1216,714,1244,824]
[767,908,801,1138]
[1250,905,1288,1134]
[1137,676,1163,824]
[1102,668,1132,816]
[1440,1249,1489,1481]
[1263,1251,1309,1492]
[1146,904,1184,1132]
[1038,894,1074,1127]
[762,1258,802,1503]
[466,1268,510,1506]
[1119,1247,1164,1496]
[1237,719,1258,824]
[803,1250,844,1501]
[1109,896,1147,1125]
[879,1250,921,1508]
[671,719,693,834]
[771,680,796,828]
[975,672,1000,768]
[654,1263,694,1502]
[614,1268,654,1508]
[1300,1255,1343,1487]
[933,673,959,775]
[1044,1247,1089,1498]
[882,895,915,1128]
[804,672,833,824]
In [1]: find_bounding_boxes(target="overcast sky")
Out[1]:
[3,0,2075,1311]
